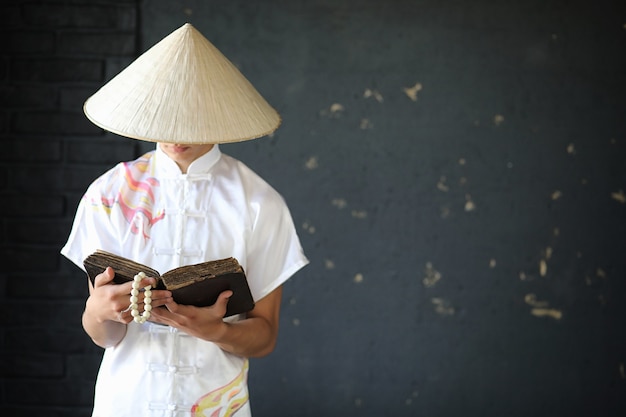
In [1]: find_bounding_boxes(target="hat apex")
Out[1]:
[84,23,281,144]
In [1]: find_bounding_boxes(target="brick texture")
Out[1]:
[0,0,140,414]
[58,32,137,55]
[6,31,55,55]
[0,138,62,162]
[0,84,58,109]
[11,58,103,82]
[4,327,99,354]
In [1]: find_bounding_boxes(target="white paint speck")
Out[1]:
[403,82,423,101]
[304,156,318,170]
[363,88,384,103]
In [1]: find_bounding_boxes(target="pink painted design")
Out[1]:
[88,153,165,239]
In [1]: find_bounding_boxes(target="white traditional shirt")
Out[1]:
[61,144,308,417]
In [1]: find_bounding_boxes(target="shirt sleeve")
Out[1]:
[61,174,122,271]
[244,192,309,302]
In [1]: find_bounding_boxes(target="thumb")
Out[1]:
[93,266,116,288]
[218,290,233,304]
[214,290,233,311]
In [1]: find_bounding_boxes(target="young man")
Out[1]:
[61,24,308,416]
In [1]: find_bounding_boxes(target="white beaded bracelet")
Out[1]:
[131,272,152,324]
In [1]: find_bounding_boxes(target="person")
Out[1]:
[61,23,308,416]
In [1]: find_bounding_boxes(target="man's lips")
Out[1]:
[171,145,190,153]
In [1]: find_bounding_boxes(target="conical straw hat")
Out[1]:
[83,23,281,144]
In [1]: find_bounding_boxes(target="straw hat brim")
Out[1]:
[83,23,281,144]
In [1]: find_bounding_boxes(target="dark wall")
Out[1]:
[2,0,625,416]
[1,1,143,416]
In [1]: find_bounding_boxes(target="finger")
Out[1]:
[148,292,173,307]
[113,276,159,323]
[128,276,161,302]
[216,290,233,307]
[211,290,233,317]
[129,273,157,289]
[93,267,116,288]
[149,304,176,326]
[116,308,131,324]
[162,298,180,313]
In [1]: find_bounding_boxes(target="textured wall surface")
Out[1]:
[1,1,143,416]
[1,0,625,416]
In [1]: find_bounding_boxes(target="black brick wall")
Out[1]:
[1,1,140,415]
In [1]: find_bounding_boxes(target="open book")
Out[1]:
[83,250,255,317]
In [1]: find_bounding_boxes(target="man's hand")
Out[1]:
[81,267,172,348]
[149,290,233,340]
[150,286,283,358]
[87,266,172,324]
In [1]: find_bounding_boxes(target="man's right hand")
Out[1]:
[86,267,172,325]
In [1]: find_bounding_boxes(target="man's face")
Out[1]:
[158,143,215,173]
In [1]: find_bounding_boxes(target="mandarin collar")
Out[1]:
[154,144,222,176]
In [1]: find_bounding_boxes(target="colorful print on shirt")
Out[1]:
[87,152,165,239]
[191,360,249,417]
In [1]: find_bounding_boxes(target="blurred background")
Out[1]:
[1,0,625,416]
